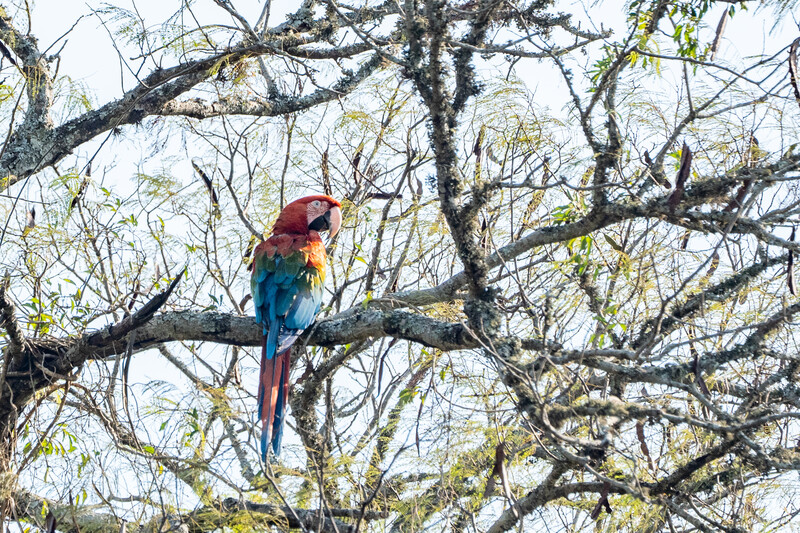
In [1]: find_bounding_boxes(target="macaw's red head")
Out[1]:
[272,195,342,238]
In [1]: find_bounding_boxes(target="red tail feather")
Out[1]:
[258,339,291,458]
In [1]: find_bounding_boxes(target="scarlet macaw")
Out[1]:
[251,195,342,458]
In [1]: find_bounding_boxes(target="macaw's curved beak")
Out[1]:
[328,205,342,238]
[309,205,342,238]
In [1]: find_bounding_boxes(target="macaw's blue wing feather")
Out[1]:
[251,237,326,459]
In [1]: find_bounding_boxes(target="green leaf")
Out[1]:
[604,234,623,251]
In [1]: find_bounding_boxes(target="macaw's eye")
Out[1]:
[311,200,321,208]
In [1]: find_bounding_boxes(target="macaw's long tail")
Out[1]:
[258,336,290,460]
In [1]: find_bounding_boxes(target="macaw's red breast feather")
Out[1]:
[303,235,327,272]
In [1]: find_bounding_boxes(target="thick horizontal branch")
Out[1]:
[50,308,480,361]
